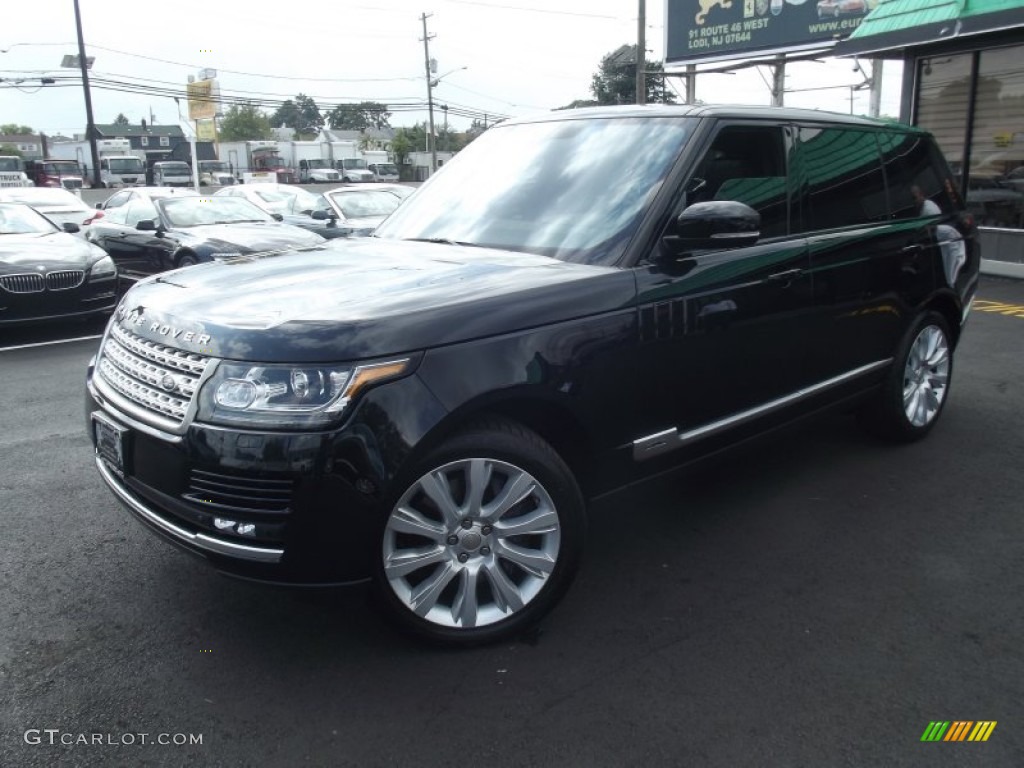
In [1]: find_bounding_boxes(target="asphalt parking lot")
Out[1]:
[1,276,1022,767]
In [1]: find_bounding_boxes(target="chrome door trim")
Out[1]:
[632,359,892,461]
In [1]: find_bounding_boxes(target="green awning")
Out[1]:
[835,0,1024,57]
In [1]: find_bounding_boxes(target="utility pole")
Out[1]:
[72,0,101,189]
[420,13,438,176]
[868,59,883,118]
[636,0,646,105]
[770,54,785,107]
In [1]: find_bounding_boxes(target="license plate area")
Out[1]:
[93,411,129,474]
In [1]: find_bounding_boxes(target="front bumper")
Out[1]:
[86,360,447,584]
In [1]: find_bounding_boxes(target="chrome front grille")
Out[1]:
[61,179,83,189]
[0,273,45,293]
[46,270,85,290]
[96,324,212,427]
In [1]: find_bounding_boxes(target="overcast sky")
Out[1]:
[1,0,902,137]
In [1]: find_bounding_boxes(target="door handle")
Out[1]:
[902,244,923,255]
[767,268,803,282]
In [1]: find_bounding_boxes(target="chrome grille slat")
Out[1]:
[0,273,45,293]
[102,339,198,397]
[46,270,85,290]
[109,323,208,375]
[98,358,189,420]
[96,325,212,427]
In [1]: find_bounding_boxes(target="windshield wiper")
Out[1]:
[404,237,480,248]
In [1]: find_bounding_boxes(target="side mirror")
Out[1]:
[271,213,284,222]
[136,219,157,231]
[311,210,329,220]
[62,222,81,233]
[664,201,761,253]
[95,202,103,209]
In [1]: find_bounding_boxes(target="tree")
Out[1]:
[588,45,676,106]
[0,144,24,157]
[218,102,273,141]
[271,93,324,139]
[113,113,130,126]
[0,124,34,135]
[327,102,391,131]
[390,131,412,173]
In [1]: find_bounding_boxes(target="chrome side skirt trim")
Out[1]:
[95,456,284,564]
[632,359,892,461]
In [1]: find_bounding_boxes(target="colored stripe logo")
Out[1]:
[921,721,997,742]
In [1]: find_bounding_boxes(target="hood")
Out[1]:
[176,222,325,252]
[0,231,105,271]
[114,237,634,362]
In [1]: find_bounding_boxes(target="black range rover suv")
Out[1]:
[86,106,979,645]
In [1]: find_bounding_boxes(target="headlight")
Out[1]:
[89,254,116,280]
[197,358,413,428]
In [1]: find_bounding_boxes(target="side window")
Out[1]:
[877,131,952,219]
[103,190,132,209]
[797,126,888,231]
[103,203,129,225]
[123,200,158,227]
[687,125,790,238]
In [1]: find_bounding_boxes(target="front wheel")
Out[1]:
[374,419,585,646]
[176,252,198,268]
[859,311,953,442]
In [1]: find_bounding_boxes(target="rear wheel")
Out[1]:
[859,311,953,442]
[176,252,198,268]
[374,419,585,646]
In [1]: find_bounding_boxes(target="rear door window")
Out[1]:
[795,126,888,232]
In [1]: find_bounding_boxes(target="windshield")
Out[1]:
[375,116,695,265]
[0,203,59,234]
[159,197,273,227]
[201,162,230,172]
[43,162,81,176]
[305,159,328,169]
[342,159,367,170]
[327,189,401,219]
[374,164,398,175]
[158,163,191,175]
[0,157,24,172]
[108,158,145,173]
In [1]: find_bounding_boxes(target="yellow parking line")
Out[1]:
[974,299,1024,318]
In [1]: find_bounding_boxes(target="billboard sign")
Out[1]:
[186,78,218,120]
[196,119,216,142]
[666,0,878,66]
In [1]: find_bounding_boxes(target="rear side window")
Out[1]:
[796,126,888,231]
[687,125,791,238]
[877,131,952,219]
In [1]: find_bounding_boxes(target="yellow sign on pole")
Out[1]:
[187,79,217,120]
[196,119,216,141]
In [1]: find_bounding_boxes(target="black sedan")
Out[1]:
[85,194,326,278]
[0,202,118,325]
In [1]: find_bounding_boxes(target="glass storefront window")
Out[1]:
[917,46,1024,230]
[916,53,972,179]
[970,45,1024,229]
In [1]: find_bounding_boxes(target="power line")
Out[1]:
[442,0,624,20]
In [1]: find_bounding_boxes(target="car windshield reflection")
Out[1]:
[159,197,274,227]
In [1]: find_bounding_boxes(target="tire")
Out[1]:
[859,311,953,442]
[176,252,198,268]
[373,418,585,646]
